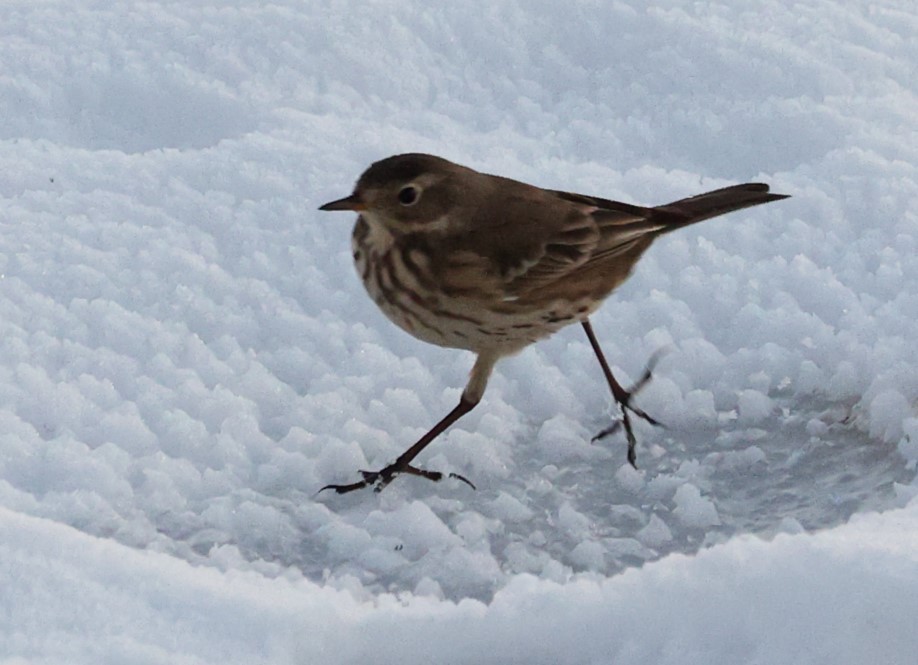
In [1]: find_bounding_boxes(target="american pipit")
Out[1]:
[319,153,787,493]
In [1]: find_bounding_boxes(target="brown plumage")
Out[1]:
[319,153,788,493]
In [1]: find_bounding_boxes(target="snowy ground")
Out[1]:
[1,1,916,663]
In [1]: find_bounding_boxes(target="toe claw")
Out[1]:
[317,479,372,495]
[591,420,622,442]
[448,472,477,490]
[592,349,668,466]
[321,463,475,495]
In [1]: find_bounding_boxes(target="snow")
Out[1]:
[4,503,918,664]
[1,0,916,662]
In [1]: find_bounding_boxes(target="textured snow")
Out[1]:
[4,503,918,664]
[1,0,916,663]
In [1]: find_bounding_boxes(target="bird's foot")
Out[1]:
[592,349,667,467]
[319,462,476,495]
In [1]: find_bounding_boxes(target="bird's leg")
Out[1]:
[319,351,499,494]
[581,319,664,467]
[319,398,478,494]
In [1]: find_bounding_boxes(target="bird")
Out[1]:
[318,153,788,493]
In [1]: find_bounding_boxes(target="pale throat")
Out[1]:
[362,209,453,240]
[357,212,396,252]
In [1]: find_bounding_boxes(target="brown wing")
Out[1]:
[517,183,787,301]
[434,182,596,296]
[497,187,668,299]
[431,179,660,302]
[435,178,786,304]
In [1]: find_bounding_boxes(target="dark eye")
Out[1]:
[397,185,420,206]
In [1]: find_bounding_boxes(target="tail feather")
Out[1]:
[653,183,789,232]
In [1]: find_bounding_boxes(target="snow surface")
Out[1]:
[1,0,916,662]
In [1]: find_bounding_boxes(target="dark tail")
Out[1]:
[654,183,789,232]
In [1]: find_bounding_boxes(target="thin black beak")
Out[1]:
[319,193,365,212]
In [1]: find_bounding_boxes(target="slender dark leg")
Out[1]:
[581,319,663,467]
[319,351,499,494]
[319,397,478,494]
